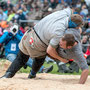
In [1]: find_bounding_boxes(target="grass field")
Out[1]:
[0,59,90,75]
[19,61,89,75]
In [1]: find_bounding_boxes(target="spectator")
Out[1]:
[0,21,9,29]
[7,9,15,22]
[0,9,7,21]
[17,9,27,28]
[85,37,90,56]
[80,5,88,20]
[85,37,90,65]
[86,46,90,56]
[22,7,29,16]
[49,0,58,9]
[81,35,88,53]
[84,20,90,35]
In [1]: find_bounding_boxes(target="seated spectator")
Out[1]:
[84,20,90,35]
[7,9,15,22]
[81,35,88,53]
[80,5,88,20]
[21,4,29,16]
[0,21,9,30]
[49,0,58,9]
[2,6,8,15]
[86,46,90,56]
[22,7,29,16]
[17,9,27,28]
[0,9,7,21]
[85,37,90,65]
[84,28,90,35]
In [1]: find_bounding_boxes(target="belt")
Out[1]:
[27,27,47,46]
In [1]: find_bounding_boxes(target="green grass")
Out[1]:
[0,59,90,75]
[19,61,90,75]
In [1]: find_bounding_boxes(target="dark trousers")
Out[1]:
[32,57,45,72]
[6,50,29,76]
[6,50,45,77]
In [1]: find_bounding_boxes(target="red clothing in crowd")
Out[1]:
[20,27,25,34]
[85,47,90,56]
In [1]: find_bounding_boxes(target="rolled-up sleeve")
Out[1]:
[49,29,64,48]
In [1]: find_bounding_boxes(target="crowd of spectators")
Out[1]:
[0,0,89,31]
[0,0,90,73]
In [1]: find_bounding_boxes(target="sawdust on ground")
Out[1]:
[0,60,90,90]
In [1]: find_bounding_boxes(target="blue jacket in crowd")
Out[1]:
[0,30,23,56]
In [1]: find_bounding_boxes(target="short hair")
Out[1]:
[71,14,84,27]
[62,34,76,47]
